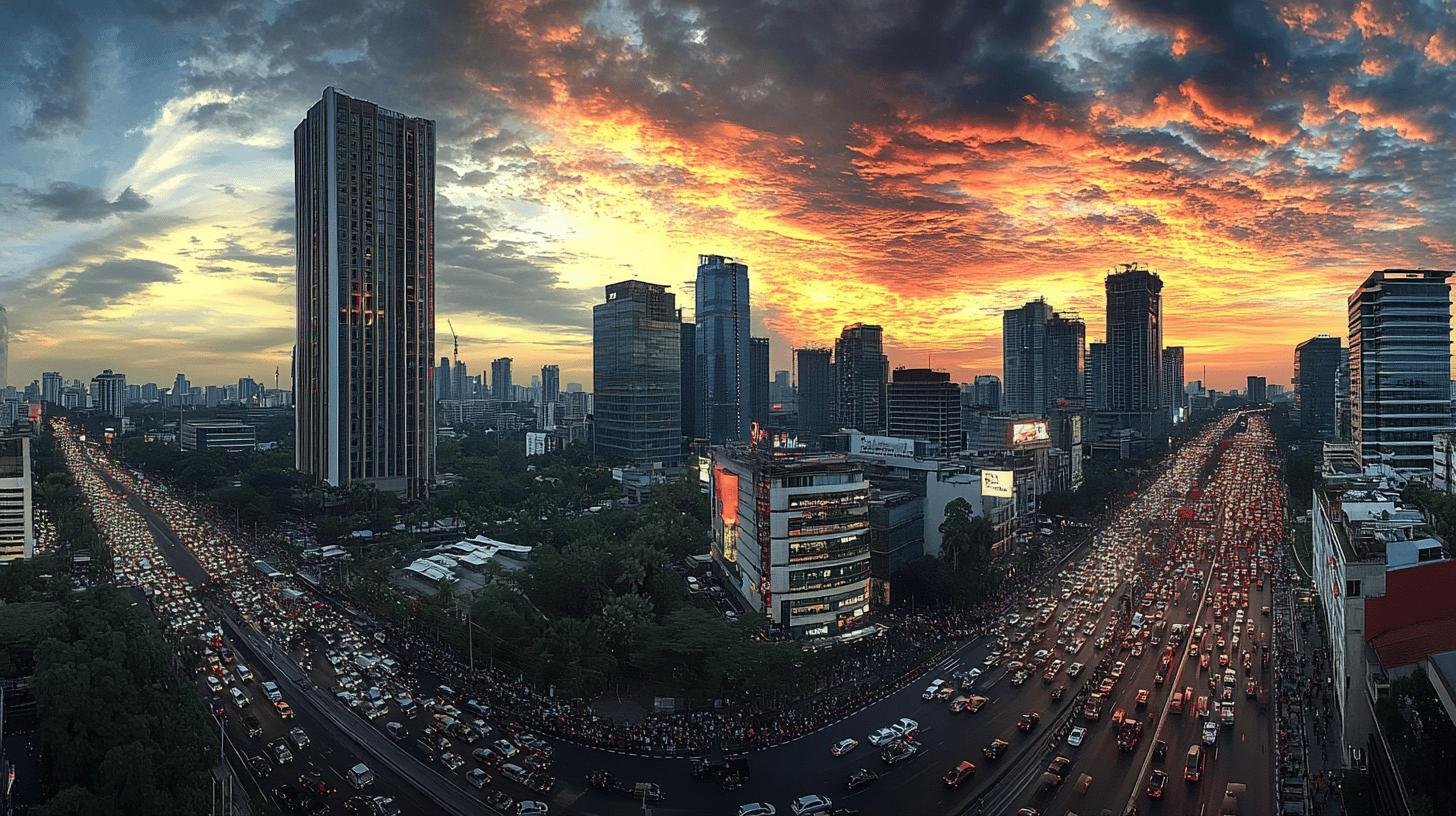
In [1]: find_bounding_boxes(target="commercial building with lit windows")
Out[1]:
[710,445,872,639]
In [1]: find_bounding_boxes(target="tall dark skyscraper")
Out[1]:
[1002,299,1052,413]
[491,357,513,401]
[679,317,696,447]
[1161,346,1185,414]
[1294,335,1341,438]
[1348,269,1454,473]
[888,368,961,454]
[695,254,750,443]
[0,304,7,389]
[1105,264,1163,412]
[1046,312,1085,410]
[1246,375,1267,402]
[540,364,560,404]
[835,323,889,434]
[593,280,682,465]
[295,87,435,496]
[795,347,834,440]
[749,336,770,431]
[435,356,452,401]
[1087,341,1108,409]
[969,374,1001,409]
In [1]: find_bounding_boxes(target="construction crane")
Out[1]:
[447,319,460,364]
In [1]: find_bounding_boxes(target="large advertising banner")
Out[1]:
[983,469,1015,498]
[1011,420,1050,446]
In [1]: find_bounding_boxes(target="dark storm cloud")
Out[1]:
[8,6,95,138]
[57,259,180,307]
[23,182,152,222]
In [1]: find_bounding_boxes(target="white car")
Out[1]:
[867,728,898,747]
[922,679,945,700]
[1067,726,1086,747]
[830,738,858,756]
[790,795,833,816]
[1202,721,1218,746]
[516,802,548,816]
[965,667,983,680]
[737,804,776,816]
[891,718,919,738]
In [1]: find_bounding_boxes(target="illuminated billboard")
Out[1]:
[982,469,1015,498]
[1011,420,1050,446]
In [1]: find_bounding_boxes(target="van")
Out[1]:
[229,687,250,708]
[1184,745,1205,782]
[235,664,254,683]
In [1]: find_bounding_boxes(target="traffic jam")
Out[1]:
[53,418,559,816]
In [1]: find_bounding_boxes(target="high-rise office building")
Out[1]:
[42,371,63,405]
[540,364,560,404]
[1046,312,1085,410]
[679,318,696,446]
[593,280,682,465]
[491,358,513,401]
[452,361,470,400]
[91,370,127,419]
[1294,336,1341,438]
[0,305,7,389]
[173,373,191,406]
[239,377,262,406]
[969,374,1002,409]
[1246,376,1267,403]
[795,347,834,440]
[695,254,751,443]
[1348,269,1455,473]
[835,324,889,434]
[0,435,34,562]
[295,87,436,496]
[1105,265,1163,412]
[888,368,962,454]
[1002,299,1052,413]
[749,336,770,431]
[1162,346,1185,414]
[1087,341,1108,409]
[771,370,792,403]
[436,356,453,402]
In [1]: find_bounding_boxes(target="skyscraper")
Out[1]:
[0,305,7,389]
[295,87,435,496]
[0,435,34,562]
[1294,336,1341,438]
[749,336,770,431]
[970,374,1002,409]
[835,324,889,434]
[795,347,834,440]
[540,364,560,404]
[695,254,751,443]
[1246,375,1267,402]
[1087,341,1108,409]
[1002,299,1052,413]
[1105,264,1163,412]
[1348,269,1454,473]
[1046,312,1086,410]
[491,357,513,401]
[593,280,682,465]
[42,371,63,405]
[452,360,469,400]
[173,373,190,406]
[91,370,126,419]
[888,368,962,454]
[1162,346,1185,414]
[679,317,696,446]
[436,356,453,401]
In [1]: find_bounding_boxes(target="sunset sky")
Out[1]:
[4,0,1455,391]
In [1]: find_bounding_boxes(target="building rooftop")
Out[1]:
[1317,478,1431,562]
[1366,560,1456,669]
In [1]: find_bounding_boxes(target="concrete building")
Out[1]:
[540,364,560,405]
[887,368,961,456]
[1434,433,1456,493]
[436,356,453,401]
[1246,375,1267,403]
[592,280,682,466]
[1003,299,1052,413]
[0,435,34,562]
[835,323,889,434]
[1295,336,1342,438]
[1312,470,1451,759]
[695,254,751,444]
[1087,340,1108,410]
[294,87,436,496]
[41,372,63,406]
[181,420,258,452]
[1105,264,1163,413]
[679,318,696,450]
[969,374,1001,410]
[1162,346,1185,421]
[1348,269,1455,474]
[749,336,770,431]
[490,358,513,402]
[795,347,834,441]
[91,369,127,419]
[710,446,872,639]
[867,489,924,606]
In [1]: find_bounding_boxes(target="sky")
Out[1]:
[3,0,1455,392]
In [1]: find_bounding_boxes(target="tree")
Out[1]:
[939,499,1002,605]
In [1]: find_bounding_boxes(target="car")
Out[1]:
[867,727,898,747]
[890,718,918,738]
[288,727,309,750]
[1049,685,1066,701]
[923,679,945,700]
[243,714,263,738]
[1135,688,1150,708]
[830,737,858,756]
[272,785,305,809]
[846,768,878,791]
[516,733,552,755]
[467,767,492,788]
[1017,712,1040,732]
[483,791,514,811]
[966,695,989,713]
[1067,726,1086,747]
[1146,769,1169,798]
[949,695,971,712]
[441,752,465,771]
[516,802,549,816]
[737,804,777,816]
[206,675,224,694]
[879,739,917,766]
[943,761,976,788]
[1111,707,1127,726]
[983,739,1009,760]
[790,794,832,815]
[1010,670,1030,686]
[493,739,519,758]
[1153,738,1168,762]
[270,740,293,765]
[246,754,271,777]
[1202,721,1218,745]
[275,700,295,719]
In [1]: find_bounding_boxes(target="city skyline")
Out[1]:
[6,2,1456,389]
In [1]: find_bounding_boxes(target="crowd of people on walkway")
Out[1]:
[1272,547,1343,815]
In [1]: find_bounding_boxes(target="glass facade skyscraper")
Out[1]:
[295,87,435,496]
[593,280,682,465]
[695,254,751,443]
[834,324,889,434]
[1105,265,1163,412]
[1348,269,1454,473]
[1295,335,1341,438]
[795,347,834,441]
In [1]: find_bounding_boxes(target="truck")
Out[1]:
[587,769,664,801]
